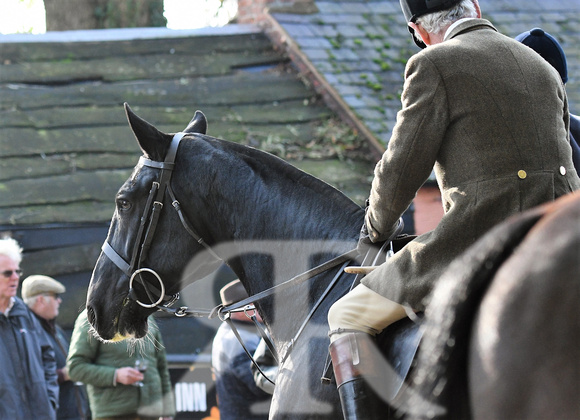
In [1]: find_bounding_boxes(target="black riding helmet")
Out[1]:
[400,0,463,48]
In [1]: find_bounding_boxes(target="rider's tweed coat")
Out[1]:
[362,19,580,311]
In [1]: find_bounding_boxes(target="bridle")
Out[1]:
[100,131,357,318]
[101,132,221,313]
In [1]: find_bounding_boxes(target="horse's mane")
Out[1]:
[183,134,364,239]
[407,205,547,419]
[218,137,359,206]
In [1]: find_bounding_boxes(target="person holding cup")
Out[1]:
[67,309,175,420]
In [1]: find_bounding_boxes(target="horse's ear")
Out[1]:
[124,103,172,161]
[183,110,207,134]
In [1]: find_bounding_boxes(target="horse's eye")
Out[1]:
[117,199,132,211]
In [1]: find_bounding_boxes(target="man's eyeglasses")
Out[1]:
[42,293,61,300]
[1,269,23,278]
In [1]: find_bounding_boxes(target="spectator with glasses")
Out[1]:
[0,236,59,420]
[22,275,91,420]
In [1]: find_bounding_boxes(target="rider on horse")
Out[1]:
[327,0,580,418]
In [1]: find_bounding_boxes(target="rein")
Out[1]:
[213,253,355,386]
[214,249,358,316]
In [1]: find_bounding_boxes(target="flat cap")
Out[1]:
[219,279,249,306]
[21,275,66,300]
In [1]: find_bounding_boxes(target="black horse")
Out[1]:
[86,105,427,419]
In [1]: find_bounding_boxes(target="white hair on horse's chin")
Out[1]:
[130,328,165,356]
[81,311,165,359]
[83,317,107,343]
[85,318,165,358]
[86,322,134,343]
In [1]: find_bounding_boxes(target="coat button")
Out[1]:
[560,166,567,175]
[517,170,527,179]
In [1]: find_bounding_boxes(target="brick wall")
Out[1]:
[413,185,444,234]
[237,0,312,23]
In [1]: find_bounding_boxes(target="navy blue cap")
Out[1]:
[400,0,462,23]
[515,28,568,84]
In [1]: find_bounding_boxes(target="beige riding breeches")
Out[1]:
[327,283,409,342]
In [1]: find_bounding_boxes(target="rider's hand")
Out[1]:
[358,217,404,254]
[115,367,144,385]
[384,217,405,242]
[358,199,404,253]
[358,199,373,247]
[358,222,373,246]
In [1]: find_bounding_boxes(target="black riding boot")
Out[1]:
[329,332,390,419]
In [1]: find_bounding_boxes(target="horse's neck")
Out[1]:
[217,167,362,344]
[220,174,360,288]
[182,136,362,246]
[182,138,362,342]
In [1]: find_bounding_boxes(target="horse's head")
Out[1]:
[86,104,221,341]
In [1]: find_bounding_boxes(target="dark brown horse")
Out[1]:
[405,192,580,419]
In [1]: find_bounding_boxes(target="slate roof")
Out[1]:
[267,0,580,148]
[0,25,373,228]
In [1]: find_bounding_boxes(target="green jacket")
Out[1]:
[67,309,175,418]
[363,19,580,310]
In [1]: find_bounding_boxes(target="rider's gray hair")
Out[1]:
[415,0,478,40]
[0,237,23,264]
